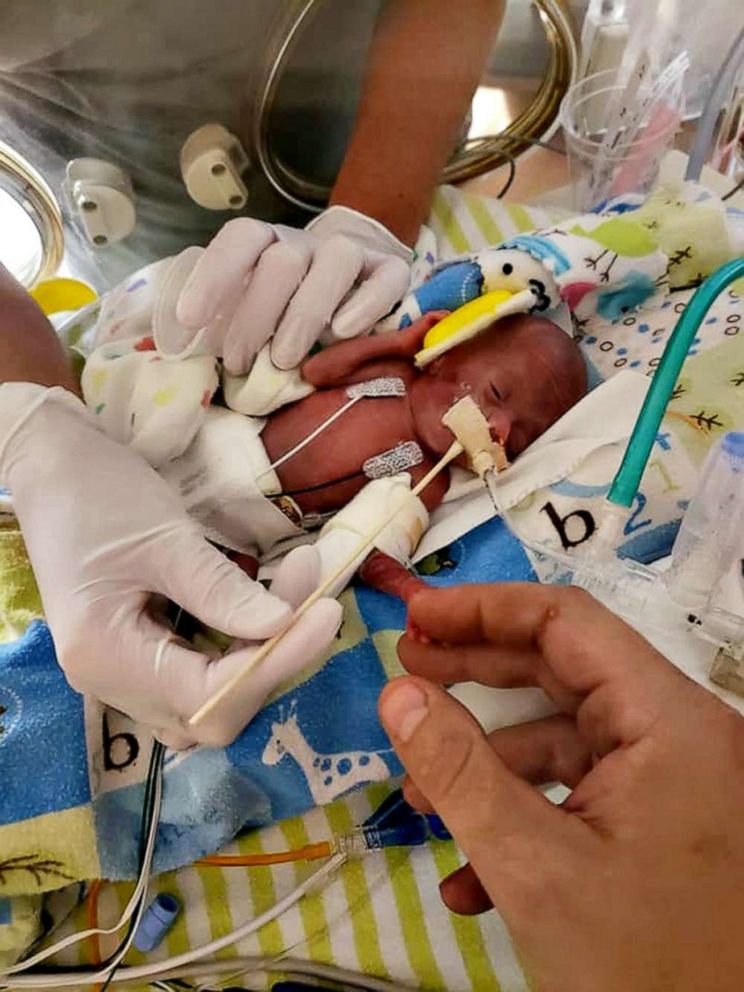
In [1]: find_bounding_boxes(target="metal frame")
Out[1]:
[253,0,578,211]
[0,140,64,286]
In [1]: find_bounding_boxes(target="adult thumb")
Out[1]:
[379,678,573,883]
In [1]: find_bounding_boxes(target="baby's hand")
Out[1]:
[395,310,450,357]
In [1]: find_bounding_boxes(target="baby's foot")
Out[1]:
[405,617,431,645]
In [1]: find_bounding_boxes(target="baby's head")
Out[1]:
[409,314,588,461]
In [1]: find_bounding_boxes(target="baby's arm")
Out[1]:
[302,311,446,387]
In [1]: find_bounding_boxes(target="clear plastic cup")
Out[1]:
[559,68,684,210]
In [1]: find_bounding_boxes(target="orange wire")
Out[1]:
[197,841,333,867]
[85,880,103,966]
[85,878,106,992]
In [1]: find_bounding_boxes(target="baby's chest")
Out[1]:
[264,393,420,513]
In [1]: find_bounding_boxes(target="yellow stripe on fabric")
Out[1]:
[382,847,445,990]
[195,861,235,959]
[465,195,505,247]
[235,830,285,959]
[432,190,471,255]
[323,802,388,980]
[113,881,147,967]
[431,841,501,991]
[279,819,332,961]
[507,203,536,234]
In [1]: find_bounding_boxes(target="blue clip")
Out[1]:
[133,892,180,953]
[363,789,411,830]
[426,813,452,841]
[363,789,452,847]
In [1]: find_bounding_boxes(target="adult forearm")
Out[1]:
[331,0,505,245]
[0,264,79,394]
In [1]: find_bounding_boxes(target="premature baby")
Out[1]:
[82,310,587,602]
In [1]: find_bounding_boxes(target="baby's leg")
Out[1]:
[226,549,259,580]
[358,550,431,643]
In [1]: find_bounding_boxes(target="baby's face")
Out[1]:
[409,315,588,461]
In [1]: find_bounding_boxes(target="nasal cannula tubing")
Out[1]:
[607,257,744,511]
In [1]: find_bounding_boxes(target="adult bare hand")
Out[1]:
[379,583,744,992]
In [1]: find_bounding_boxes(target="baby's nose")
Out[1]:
[487,408,513,445]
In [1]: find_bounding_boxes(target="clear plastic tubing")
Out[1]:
[666,431,744,610]
[608,257,744,509]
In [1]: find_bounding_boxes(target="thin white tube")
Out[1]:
[0,854,346,988]
[3,758,163,975]
[257,395,359,480]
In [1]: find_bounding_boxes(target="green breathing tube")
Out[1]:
[608,257,744,509]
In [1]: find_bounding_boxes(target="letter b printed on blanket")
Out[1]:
[540,500,596,550]
[102,711,140,771]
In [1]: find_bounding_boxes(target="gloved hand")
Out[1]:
[156,205,414,374]
[0,384,342,748]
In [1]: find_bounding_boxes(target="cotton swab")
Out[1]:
[189,439,464,727]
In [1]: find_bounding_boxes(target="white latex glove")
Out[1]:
[157,205,414,373]
[0,384,342,749]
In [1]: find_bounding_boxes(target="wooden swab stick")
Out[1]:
[189,439,464,727]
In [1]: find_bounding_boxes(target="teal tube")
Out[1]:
[608,256,744,508]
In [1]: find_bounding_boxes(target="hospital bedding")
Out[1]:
[2,183,744,990]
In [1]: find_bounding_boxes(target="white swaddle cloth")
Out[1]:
[417,370,650,562]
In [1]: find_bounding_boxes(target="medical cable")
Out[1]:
[258,397,361,479]
[196,818,447,869]
[189,439,464,728]
[5,794,439,987]
[456,133,566,200]
[0,853,346,988]
[279,468,366,499]
[147,958,410,991]
[2,741,164,979]
[257,377,407,482]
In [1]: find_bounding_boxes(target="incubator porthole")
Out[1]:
[0,187,44,286]
[0,141,63,288]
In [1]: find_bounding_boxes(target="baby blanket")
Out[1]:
[2,185,743,963]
